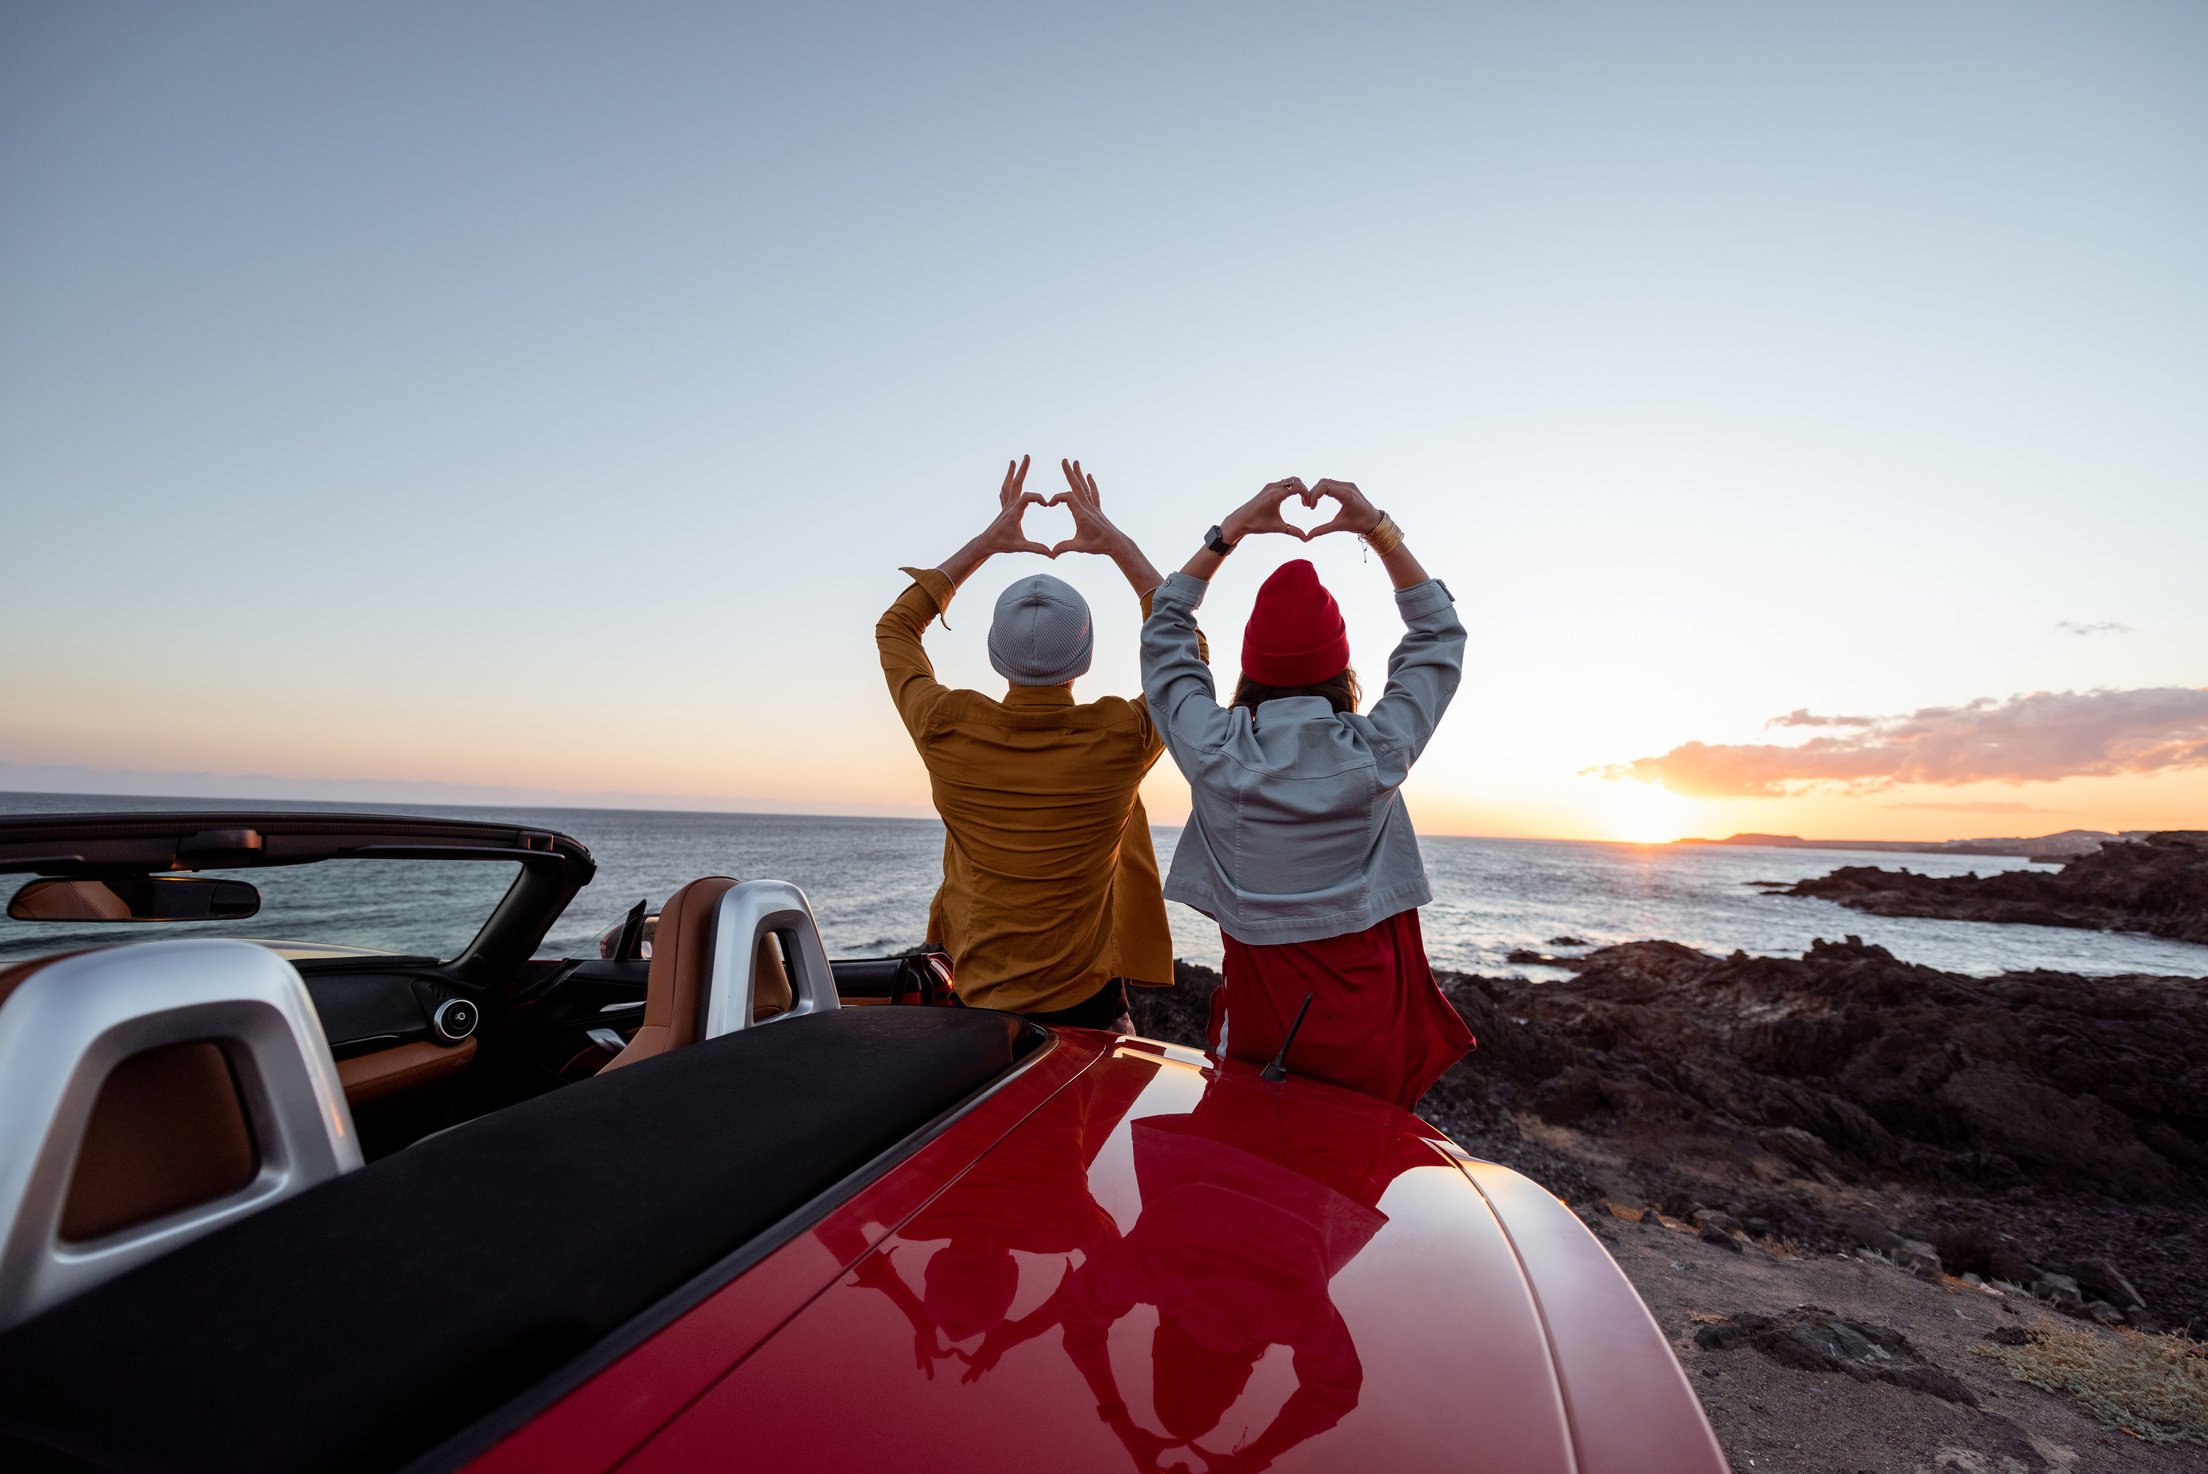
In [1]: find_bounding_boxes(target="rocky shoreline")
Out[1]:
[1132,936,2208,1336]
[1784,829,2208,946]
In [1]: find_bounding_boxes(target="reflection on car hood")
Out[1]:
[607,1037,1724,1474]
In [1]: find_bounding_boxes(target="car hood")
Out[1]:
[603,1037,1722,1474]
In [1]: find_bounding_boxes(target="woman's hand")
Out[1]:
[975,454,1053,558]
[1222,477,1311,542]
[1047,458,1124,557]
[1301,478,1383,537]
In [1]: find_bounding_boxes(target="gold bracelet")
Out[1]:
[1364,512,1404,556]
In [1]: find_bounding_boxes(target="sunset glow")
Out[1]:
[1,7,2201,845]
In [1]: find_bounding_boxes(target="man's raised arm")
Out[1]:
[1048,457,1206,672]
[1048,458,1162,600]
[877,455,1051,738]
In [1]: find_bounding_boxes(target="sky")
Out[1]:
[3,2,2204,843]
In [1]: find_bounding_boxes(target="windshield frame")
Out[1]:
[0,811,596,977]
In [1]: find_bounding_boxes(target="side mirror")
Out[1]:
[7,876,262,923]
[595,899,659,961]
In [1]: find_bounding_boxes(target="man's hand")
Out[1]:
[1300,478,1382,537]
[912,1322,946,1377]
[1222,477,1312,542]
[975,454,1054,558]
[1047,458,1127,558]
[1042,458,1166,598]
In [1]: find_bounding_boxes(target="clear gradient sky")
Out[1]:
[4,2,2204,842]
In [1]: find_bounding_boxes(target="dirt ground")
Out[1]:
[1594,1211,2203,1473]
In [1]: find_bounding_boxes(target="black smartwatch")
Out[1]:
[1204,523,1239,555]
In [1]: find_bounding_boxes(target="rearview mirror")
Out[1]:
[8,876,262,923]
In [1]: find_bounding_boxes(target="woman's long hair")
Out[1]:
[1230,668,1361,720]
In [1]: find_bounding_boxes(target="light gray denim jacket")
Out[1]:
[1140,571,1466,944]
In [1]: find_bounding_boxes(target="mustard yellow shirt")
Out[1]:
[877,566,1182,1013]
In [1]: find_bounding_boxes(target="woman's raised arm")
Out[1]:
[1304,478,1430,590]
[1302,479,1464,778]
[1176,477,1313,582]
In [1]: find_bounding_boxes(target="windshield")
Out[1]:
[0,858,525,964]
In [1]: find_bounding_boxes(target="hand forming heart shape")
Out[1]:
[1038,457,1117,559]
[976,458,1381,563]
[1225,476,1379,543]
[1297,477,1383,539]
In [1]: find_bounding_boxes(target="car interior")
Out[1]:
[0,813,959,1153]
[0,812,1039,1473]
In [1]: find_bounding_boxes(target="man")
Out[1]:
[876,455,1189,1029]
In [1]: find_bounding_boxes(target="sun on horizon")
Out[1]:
[1603,784,1699,846]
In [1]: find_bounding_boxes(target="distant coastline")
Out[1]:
[1675,828,2153,863]
[1781,831,2208,947]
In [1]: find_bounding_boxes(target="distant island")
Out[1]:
[1675,828,2153,862]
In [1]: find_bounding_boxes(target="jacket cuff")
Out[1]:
[1156,571,1209,611]
[898,565,956,615]
[1394,578,1453,621]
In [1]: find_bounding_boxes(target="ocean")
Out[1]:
[5,792,2206,979]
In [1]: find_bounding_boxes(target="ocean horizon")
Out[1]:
[5,790,2205,980]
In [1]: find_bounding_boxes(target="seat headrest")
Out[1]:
[603,876,740,1071]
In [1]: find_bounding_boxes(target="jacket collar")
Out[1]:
[1254,695,1338,721]
[1003,685,1076,709]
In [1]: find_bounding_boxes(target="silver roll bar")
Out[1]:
[699,879,841,1039]
[0,939,361,1330]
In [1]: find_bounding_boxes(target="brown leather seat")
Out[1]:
[601,877,794,1072]
[60,1040,258,1241]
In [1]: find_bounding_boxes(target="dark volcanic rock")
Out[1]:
[1892,1238,1944,1279]
[2070,1256,2145,1312]
[1694,1308,1978,1404]
[1131,958,1221,1048]
[1454,935,2208,1198]
[1784,830,2208,944]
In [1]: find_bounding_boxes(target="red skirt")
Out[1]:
[1208,909,1474,1111]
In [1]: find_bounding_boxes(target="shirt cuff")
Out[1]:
[898,565,957,615]
[1394,577,1453,621]
[1156,571,1210,611]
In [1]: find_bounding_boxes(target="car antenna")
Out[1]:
[1260,993,1315,1083]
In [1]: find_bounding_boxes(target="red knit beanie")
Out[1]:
[1242,559,1350,687]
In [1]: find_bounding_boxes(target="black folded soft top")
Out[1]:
[0,1006,1042,1474]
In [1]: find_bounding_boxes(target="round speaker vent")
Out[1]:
[431,998,479,1043]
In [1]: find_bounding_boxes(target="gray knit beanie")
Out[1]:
[987,574,1093,686]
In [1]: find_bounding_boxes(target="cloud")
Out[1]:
[1883,801,2071,815]
[1591,687,2208,798]
[1767,708,1875,729]
[2056,620,2134,636]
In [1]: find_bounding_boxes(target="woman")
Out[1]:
[1140,477,1472,1109]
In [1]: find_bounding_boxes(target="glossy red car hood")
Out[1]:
[479,1035,1722,1474]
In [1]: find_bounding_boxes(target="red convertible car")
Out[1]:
[0,811,1725,1473]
